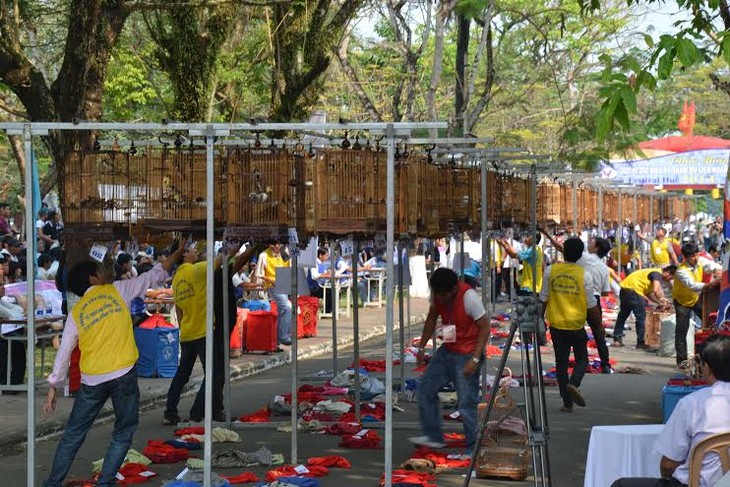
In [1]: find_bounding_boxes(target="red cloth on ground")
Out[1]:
[338,430,382,449]
[381,470,437,487]
[222,472,260,484]
[301,410,336,422]
[325,422,362,435]
[338,412,359,423]
[360,402,386,421]
[142,440,189,464]
[350,359,401,372]
[412,446,470,468]
[265,465,329,481]
[444,432,467,448]
[174,426,205,437]
[238,408,271,423]
[299,384,325,393]
[307,456,352,469]
[283,392,327,404]
[117,463,157,485]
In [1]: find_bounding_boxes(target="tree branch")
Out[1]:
[335,24,381,120]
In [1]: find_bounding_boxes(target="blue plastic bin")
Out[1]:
[134,326,179,378]
[241,299,271,312]
[661,384,708,423]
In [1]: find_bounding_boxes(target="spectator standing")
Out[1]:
[256,240,292,346]
[497,232,544,295]
[0,202,14,237]
[637,227,679,267]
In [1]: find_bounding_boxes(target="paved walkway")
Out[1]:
[0,297,431,453]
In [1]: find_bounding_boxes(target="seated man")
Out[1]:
[611,334,730,487]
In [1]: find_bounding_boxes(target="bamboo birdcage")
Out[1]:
[314,149,388,235]
[61,147,224,229]
[537,180,561,224]
[476,380,530,481]
[225,146,315,235]
[419,162,478,234]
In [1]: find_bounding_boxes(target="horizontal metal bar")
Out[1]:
[405,137,495,145]
[0,122,447,132]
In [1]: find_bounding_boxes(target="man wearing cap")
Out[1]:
[672,242,720,365]
[637,227,679,267]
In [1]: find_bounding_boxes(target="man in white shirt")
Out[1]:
[611,334,730,487]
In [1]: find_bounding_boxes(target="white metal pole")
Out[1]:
[384,124,396,487]
[617,189,623,276]
[290,252,299,464]
[598,186,603,238]
[24,124,36,487]
[222,258,231,424]
[572,182,578,236]
[330,243,338,375]
[480,158,490,394]
[204,128,215,487]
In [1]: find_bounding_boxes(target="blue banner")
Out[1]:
[602,150,729,186]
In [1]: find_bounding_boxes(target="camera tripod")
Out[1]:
[463,293,552,487]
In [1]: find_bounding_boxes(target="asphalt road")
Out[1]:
[3,321,670,487]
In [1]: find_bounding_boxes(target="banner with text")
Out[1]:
[602,150,730,186]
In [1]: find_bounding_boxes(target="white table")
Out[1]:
[584,424,664,487]
[363,268,386,308]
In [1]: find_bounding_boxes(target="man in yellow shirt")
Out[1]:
[256,240,292,346]
[637,227,679,267]
[613,265,677,349]
[540,237,602,412]
[497,232,544,295]
[672,242,720,365]
[43,240,183,487]
[164,243,208,424]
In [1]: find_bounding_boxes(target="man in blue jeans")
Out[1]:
[411,268,491,458]
[43,241,183,487]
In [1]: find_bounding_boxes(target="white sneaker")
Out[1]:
[409,435,446,449]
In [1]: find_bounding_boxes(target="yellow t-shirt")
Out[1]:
[621,268,661,296]
[546,263,587,330]
[261,248,290,289]
[173,261,208,342]
[73,284,138,375]
[672,263,703,307]
[520,248,544,293]
[650,239,671,265]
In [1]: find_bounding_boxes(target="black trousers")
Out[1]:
[501,267,513,299]
[311,286,333,313]
[0,329,26,385]
[587,298,610,368]
[550,327,588,407]
[674,299,702,365]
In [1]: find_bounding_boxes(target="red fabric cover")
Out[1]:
[349,359,401,372]
[434,281,480,354]
[444,432,467,448]
[338,412,358,423]
[245,311,278,352]
[381,470,437,487]
[360,402,387,421]
[306,456,352,469]
[325,421,362,435]
[138,313,174,329]
[299,296,319,337]
[222,472,260,484]
[117,463,157,485]
[282,391,328,404]
[174,426,205,437]
[338,430,382,449]
[298,384,325,393]
[265,465,329,481]
[142,440,189,464]
[301,410,336,422]
[411,446,470,468]
[238,408,271,423]
[69,346,81,394]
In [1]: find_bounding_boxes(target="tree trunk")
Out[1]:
[465,24,495,134]
[426,1,455,135]
[454,13,470,135]
[336,25,382,121]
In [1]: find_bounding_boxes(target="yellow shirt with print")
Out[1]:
[546,262,587,331]
[173,261,208,342]
[73,284,138,375]
[621,268,661,296]
[672,263,703,308]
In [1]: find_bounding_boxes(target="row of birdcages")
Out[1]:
[59,145,692,237]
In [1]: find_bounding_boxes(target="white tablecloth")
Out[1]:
[409,255,430,298]
[584,424,664,487]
